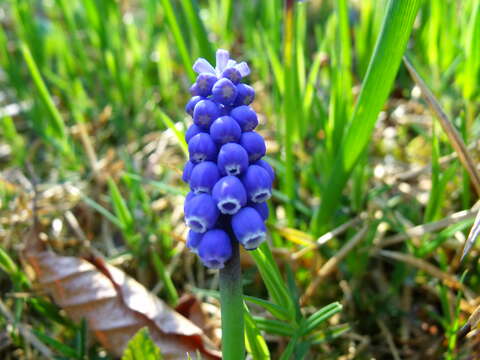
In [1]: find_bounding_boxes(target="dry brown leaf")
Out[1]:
[22,226,221,359]
[175,294,221,348]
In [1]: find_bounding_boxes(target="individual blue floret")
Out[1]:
[188,133,218,164]
[254,159,275,182]
[212,176,247,215]
[185,96,204,116]
[210,116,242,145]
[250,202,269,221]
[182,161,195,183]
[198,229,233,269]
[196,73,217,96]
[217,143,249,176]
[193,99,220,129]
[212,78,238,106]
[241,165,272,203]
[186,230,203,254]
[222,67,242,84]
[240,132,266,162]
[184,193,219,233]
[189,83,199,96]
[185,124,205,143]
[231,207,266,250]
[184,191,196,214]
[234,83,255,106]
[189,161,220,194]
[230,105,258,132]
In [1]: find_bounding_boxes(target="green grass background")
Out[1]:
[1,0,480,358]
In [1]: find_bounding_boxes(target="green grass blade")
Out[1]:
[179,0,214,61]
[150,251,179,306]
[312,0,422,233]
[20,42,71,155]
[107,178,134,233]
[244,304,270,360]
[154,109,188,157]
[159,0,195,81]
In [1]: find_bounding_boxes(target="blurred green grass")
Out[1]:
[1,0,480,358]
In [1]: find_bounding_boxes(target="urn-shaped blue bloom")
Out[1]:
[254,159,275,182]
[189,83,199,96]
[240,132,266,162]
[242,165,272,203]
[184,193,219,233]
[186,230,203,254]
[198,229,233,269]
[209,116,241,145]
[217,143,249,176]
[182,161,195,183]
[231,207,267,250]
[189,161,220,194]
[230,105,258,132]
[185,96,203,116]
[184,191,196,214]
[212,78,237,105]
[212,176,247,215]
[234,83,255,106]
[222,67,242,84]
[193,99,220,129]
[188,133,217,164]
[196,73,217,96]
[185,124,204,143]
[251,201,269,221]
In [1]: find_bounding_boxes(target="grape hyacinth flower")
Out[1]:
[183,49,274,270]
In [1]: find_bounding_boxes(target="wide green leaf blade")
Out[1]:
[312,0,422,233]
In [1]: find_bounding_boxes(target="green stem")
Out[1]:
[219,241,245,360]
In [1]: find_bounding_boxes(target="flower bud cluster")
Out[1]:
[183,50,274,269]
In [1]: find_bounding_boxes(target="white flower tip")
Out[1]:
[235,62,250,77]
[193,58,215,75]
[215,49,230,73]
[226,59,237,68]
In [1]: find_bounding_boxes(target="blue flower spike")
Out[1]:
[189,161,220,194]
[217,143,249,176]
[198,229,233,269]
[232,207,267,250]
[183,49,273,267]
[188,133,217,164]
[212,176,247,215]
[210,116,242,145]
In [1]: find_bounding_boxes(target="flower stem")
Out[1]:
[219,241,244,359]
